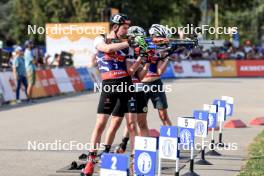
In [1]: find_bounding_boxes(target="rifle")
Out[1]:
[104,35,214,61]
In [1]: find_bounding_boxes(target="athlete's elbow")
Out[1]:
[128,69,135,75]
[157,69,163,75]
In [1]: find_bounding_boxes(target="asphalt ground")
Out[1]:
[0,78,263,176]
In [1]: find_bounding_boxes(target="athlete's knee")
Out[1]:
[127,121,137,132]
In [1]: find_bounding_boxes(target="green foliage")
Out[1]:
[0,0,263,45]
[207,0,264,43]
[239,129,264,176]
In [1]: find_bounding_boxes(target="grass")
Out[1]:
[239,129,264,176]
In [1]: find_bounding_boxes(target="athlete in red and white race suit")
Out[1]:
[81,14,143,176]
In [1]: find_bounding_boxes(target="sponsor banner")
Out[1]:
[172,60,212,77]
[0,79,4,104]
[37,69,60,96]
[46,22,109,66]
[0,72,27,101]
[65,67,85,92]
[87,67,102,83]
[32,71,47,98]
[76,67,94,90]
[45,69,60,95]
[211,60,237,77]
[237,60,264,77]
[51,68,74,93]
[37,70,54,96]
[0,72,15,101]
[160,63,176,79]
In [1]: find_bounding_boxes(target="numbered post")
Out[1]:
[204,104,221,156]
[222,96,234,117]
[158,126,179,176]
[213,99,227,147]
[178,117,198,176]
[100,153,129,176]
[134,136,157,176]
[193,110,212,165]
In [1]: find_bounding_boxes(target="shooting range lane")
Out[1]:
[0,78,263,176]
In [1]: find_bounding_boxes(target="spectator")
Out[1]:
[24,40,36,103]
[243,40,253,53]
[34,47,44,66]
[235,47,245,59]
[44,53,51,66]
[229,47,237,59]
[12,46,28,103]
[190,47,203,59]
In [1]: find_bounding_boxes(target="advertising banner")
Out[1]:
[237,60,264,77]
[39,69,60,96]
[46,22,109,66]
[87,67,102,84]
[173,60,212,77]
[160,63,176,79]
[32,71,47,98]
[76,67,94,90]
[65,67,85,92]
[0,72,27,101]
[51,68,74,93]
[211,60,237,77]
[0,78,4,104]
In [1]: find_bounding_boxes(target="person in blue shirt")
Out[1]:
[12,46,28,102]
[24,40,36,102]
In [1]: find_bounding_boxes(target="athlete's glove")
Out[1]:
[134,36,148,51]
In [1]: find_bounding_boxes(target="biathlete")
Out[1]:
[81,14,143,176]
[116,24,175,153]
[104,26,151,155]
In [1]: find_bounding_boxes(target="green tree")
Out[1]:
[1,0,263,45]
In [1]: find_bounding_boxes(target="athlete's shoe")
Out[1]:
[79,153,88,160]
[115,142,127,153]
[81,153,97,176]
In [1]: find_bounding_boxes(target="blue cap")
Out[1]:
[14,46,23,52]
[24,40,33,47]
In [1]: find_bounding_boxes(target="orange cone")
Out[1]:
[224,119,247,128]
[250,117,264,126]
